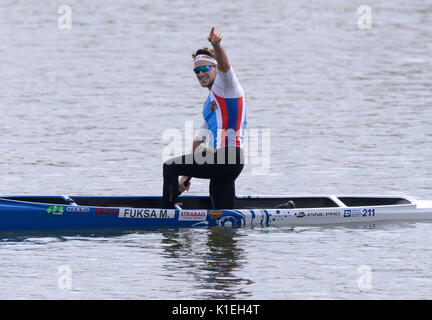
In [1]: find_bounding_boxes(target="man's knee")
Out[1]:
[163,160,176,177]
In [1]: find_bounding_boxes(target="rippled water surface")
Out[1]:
[0,0,431,299]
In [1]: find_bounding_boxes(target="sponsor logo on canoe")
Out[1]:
[66,206,90,213]
[178,210,207,221]
[323,212,341,216]
[119,208,175,219]
[95,208,119,216]
[344,209,363,218]
[209,210,222,219]
[46,205,64,215]
[296,211,341,218]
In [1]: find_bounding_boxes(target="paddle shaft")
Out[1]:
[184,176,191,187]
[178,176,192,195]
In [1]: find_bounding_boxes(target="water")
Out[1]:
[0,0,431,299]
[1,223,431,299]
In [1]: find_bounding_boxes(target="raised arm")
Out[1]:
[208,27,231,73]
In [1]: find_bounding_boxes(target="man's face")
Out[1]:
[194,60,217,89]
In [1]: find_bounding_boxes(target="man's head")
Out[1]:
[192,48,218,89]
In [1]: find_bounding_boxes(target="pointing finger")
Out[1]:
[208,27,214,40]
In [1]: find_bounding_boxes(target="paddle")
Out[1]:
[178,176,192,195]
[184,176,192,188]
[180,176,216,209]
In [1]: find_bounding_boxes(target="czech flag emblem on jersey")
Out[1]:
[209,100,218,112]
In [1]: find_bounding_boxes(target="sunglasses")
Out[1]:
[193,65,216,74]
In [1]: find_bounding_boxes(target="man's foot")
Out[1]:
[276,201,295,209]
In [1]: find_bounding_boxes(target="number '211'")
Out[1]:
[362,209,375,216]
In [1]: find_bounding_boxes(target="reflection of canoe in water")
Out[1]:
[1,194,432,231]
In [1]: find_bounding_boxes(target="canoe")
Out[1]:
[1,194,432,232]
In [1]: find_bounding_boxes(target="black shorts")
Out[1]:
[162,147,244,209]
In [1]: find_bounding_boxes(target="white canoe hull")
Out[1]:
[235,201,432,227]
[210,196,432,227]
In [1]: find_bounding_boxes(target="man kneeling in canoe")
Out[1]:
[162,27,247,209]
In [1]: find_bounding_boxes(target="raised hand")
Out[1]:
[208,27,222,46]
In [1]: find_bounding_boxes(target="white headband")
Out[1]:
[194,54,217,65]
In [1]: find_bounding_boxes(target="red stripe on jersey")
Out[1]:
[213,92,229,148]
